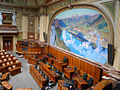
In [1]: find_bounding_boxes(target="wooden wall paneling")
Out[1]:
[80,60,84,72]
[88,63,92,76]
[78,59,81,72]
[76,58,80,71]
[85,62,89,74]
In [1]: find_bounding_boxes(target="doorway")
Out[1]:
[3,37,13,51]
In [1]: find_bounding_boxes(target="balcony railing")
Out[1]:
[0,25,18,33]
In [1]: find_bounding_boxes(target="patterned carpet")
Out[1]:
[8,52,58,90]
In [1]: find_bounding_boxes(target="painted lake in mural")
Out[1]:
[50,9,109,64]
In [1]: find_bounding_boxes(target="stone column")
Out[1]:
[113,1,120,71]
[13,35,17,52]
[22,16,28,39]
[45,15,49,34]
[35,17,38,39]
[0,35,3,50]
[39,7,48,42]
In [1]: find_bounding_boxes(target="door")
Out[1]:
[3,37,13,51]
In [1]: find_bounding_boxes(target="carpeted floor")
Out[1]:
[8,52,58,90]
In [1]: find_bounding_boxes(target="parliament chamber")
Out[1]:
[0,0,120,90]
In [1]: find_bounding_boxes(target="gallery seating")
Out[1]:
[0,50,22,75]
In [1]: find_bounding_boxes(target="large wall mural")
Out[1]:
[50,8,110,64]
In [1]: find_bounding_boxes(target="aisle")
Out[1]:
[8,52,41,90]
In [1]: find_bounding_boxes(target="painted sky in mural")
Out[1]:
[50,9,109,64]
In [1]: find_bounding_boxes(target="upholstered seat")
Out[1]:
[8,58,11,61]
[2,63,5,67]
[7,62,10,65]
[4,59,7,62]
[2,56,4,58]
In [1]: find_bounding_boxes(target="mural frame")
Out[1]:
[48,4,114,65]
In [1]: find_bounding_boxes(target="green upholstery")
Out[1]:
[46,76,49,82]
[43,57,45,62]
[82,73,88,81]
[55,57,57,59]
[74,67,77,72]
[49,54,53,57]
[35,55,38,59]
[88,78,93,87]
[71,79,75,85]
[43,73,46,77]
[47,52,49,56]
[63,56,67,63]
[41,71,43,74]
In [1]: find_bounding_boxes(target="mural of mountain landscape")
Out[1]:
[50,9,109,64]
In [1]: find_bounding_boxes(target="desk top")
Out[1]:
[74,76,87,85]
[2,81,12,89]
[64,67,74,73]
[58,80,69,90]
[1,72,9,80]
[93,80,112,90]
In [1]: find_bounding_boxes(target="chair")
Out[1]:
[41,71,43,75]
[42,57,45,63]
[35,64,38,69]
[87,78,93,87]
[58,72,63,78]
[47,52,49,56]
[74,67,77,72]
[16,60,19,63]
[63,56,67,63]
[49,54,53,57]
[43,73,46,77]
[39,68,41,73]
[82,73,88,81]
[46,76,49,83]
[12,65,16,68]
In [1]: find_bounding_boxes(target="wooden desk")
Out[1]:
[93,80,112,90]
[48,57,54,64]
[73,76,87,89]
[16,88,33,90]
[39,62,60,83]
[53,60,67,72]
[1,72,9,81]
[30,65,46,89]
[2,81,12,90]
[28,57,38,65]
[58,80,69,90]
[9,67,21,76]
[64,67,74,80]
